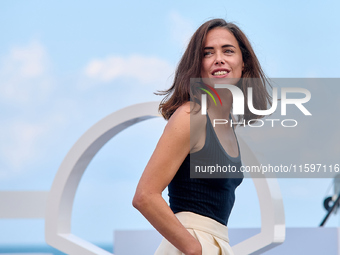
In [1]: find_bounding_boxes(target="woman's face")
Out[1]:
[201,27,244,83]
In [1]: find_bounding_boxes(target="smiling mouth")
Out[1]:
[212,70,230,76]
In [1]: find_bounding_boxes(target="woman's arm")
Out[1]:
[132,102,202,255]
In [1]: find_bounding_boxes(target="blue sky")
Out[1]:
[1,0,340,250]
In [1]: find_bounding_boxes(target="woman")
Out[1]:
[133,19,271,255]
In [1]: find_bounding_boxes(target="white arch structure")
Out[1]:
[45,101,285,255]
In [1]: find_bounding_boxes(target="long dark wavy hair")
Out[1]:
[157,18,272,122]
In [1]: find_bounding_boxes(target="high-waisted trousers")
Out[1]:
[154,211,234,255]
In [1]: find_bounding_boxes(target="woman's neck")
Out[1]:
[207,89,233,118]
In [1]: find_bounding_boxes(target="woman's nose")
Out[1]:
[214,51,225,65]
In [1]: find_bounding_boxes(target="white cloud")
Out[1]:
[10,41,45,78]
[0,40,68,175]
[0,40,54,104]
[82,54,174,87]
[0,121,45,170]
[168,11,195,49]
[0,106,75,177]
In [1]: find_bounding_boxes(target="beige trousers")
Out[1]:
[154,211,234,255]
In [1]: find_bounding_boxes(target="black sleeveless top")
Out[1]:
[168,113,243,226]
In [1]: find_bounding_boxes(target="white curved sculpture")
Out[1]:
[45,101,285,255]
[232,137,285,255]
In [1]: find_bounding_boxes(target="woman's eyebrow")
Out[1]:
[222,44,236,48]
[204,44,236,50]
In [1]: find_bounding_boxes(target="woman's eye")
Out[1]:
[225,49,234,54]
[203,51,212,56]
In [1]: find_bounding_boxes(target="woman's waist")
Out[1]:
[175,211,229,242]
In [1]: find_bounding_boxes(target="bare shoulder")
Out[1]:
[164,102,206,149]
[188,101,206,127]
[170,101,192,119]
[167,101,205,129]
[171,101,206,151]
[165,102,191,134]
